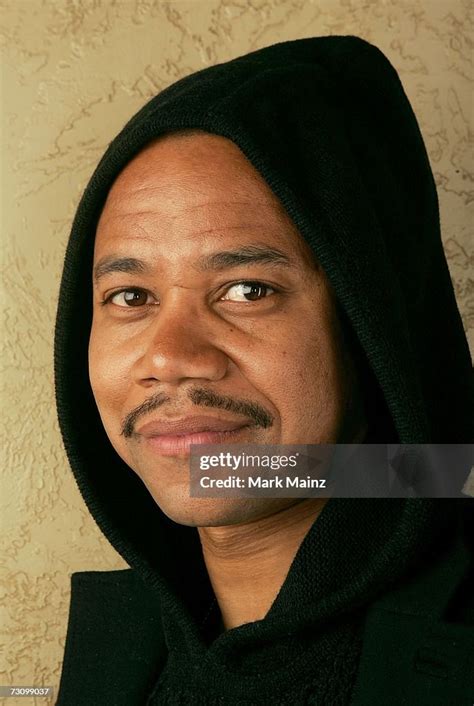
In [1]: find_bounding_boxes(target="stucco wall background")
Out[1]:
[1,0,472,702]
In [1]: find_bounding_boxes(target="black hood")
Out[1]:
[54,35,472,684]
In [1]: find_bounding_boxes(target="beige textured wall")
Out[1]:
[1,1,472,702]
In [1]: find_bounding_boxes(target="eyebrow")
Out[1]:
[198,245,293,271]
[93,245,294,283]
[93,256,148,283]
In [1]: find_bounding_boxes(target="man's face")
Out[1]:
[89,132,364,526]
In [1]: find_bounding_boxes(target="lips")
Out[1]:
[136,415,251,456]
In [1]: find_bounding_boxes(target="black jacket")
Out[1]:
[54,36,474,704]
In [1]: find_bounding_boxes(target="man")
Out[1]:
[54,36,473,704]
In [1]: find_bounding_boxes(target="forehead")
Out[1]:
[101,132,273,207]
[95,132,316,267]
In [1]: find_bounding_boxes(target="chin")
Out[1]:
[148,488,282,528]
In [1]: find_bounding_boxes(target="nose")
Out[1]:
[132,296,230,387]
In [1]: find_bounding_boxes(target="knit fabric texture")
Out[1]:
[54,36,473,704]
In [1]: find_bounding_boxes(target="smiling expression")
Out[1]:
[88,131,366,526]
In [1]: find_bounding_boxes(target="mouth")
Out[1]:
[135,415,253,457]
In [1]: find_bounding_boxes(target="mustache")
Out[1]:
[120,387,274,438]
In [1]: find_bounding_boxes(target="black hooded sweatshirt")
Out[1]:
[54,36,474,705]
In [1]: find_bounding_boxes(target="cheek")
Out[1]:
[88,322,132,417]
[275,342,340,426]
[88,324,139,463]
[253,306,348,442]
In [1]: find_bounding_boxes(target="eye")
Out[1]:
[221,281,275,302]
[104,288,155,307]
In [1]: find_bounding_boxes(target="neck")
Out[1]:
[197,498,328,630]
